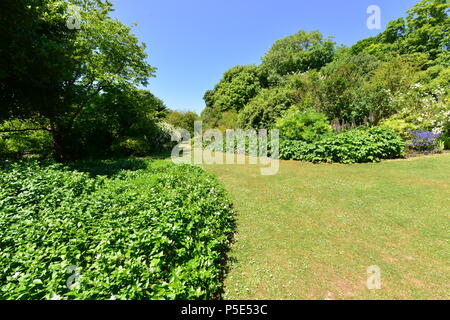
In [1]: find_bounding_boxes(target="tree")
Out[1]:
[206,65,262,112]
[404,0,450,58]
[165,111,200,136]
[0,0,155,161]
[0,0,80,122]
[351,0,449,61]
[69,87,168,158]
[238,87,296,129]
[261,30,336,83]
[201,65,263,128]
[317,52,381,125]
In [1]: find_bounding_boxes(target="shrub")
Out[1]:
[275,108,332,142]
[165,111,200,136]
[201,132,274,157]
[0,160,234,300]
[279,127,405,163]
[435,140,445,153]
[380,119,418,141]
[111,122,175,157]
[389,86,450,135]
[238,87,296,129]
[441,135,450,150]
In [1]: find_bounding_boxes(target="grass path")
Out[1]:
[203,154,450,300]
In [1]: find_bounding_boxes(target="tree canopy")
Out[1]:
[201,0,449,134]
[0,0,164,160]
[261,30,336,82]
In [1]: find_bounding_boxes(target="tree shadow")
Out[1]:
[216,214,239,300]
[67,158,149,177]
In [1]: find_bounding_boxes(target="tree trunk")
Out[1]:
[51,128,75,162]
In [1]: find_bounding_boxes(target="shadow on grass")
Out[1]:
[216,214,238,300]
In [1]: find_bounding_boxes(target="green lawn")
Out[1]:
[203,153,450,300]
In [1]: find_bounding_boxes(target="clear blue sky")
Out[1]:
[110,0,419,114]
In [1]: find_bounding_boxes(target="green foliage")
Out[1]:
[238,87,296,129]
[275,108,332,142]
[261,30,336,83]
[212,65,263,112]
[203,2,449,133]
[371,53,429,93]
[0,87,171,159]
[0,159,234,299]
[202,65,263,128]
[418,65,450,92]
[215,110,240,131]
[0,120,53,159]
[404,0,450,58]
[201,30,336,129]
[64,87,172,158]
[165,110,200,136]
[0,0,156,161]
[111,122,174,157]
[435,139,445,153]
[317,52,387,124]
[0,0,80,121]
[440,135,450,149]
[279,127,405,163]
[352,0,449,60]
[380,119,419,140]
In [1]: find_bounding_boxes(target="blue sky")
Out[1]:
[110,0,419,114]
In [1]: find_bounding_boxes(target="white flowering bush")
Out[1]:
[388,85,450,139]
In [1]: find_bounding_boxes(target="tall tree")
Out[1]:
[261,30,336,83]
[201,65,262,128]
[165,110,200,136]
[0,0,155,160]
[352,0,449,60]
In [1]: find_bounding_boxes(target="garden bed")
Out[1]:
[0,159,235,300]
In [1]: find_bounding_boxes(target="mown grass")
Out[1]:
[203,153,450,300]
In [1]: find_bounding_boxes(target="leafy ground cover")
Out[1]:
[203,153,450,300]
[0,159,234,299]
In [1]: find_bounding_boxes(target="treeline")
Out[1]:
[0,0,172,161]
[202,0,449,151]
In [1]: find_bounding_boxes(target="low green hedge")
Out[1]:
[0,159,234,300]
[280,127,405,163]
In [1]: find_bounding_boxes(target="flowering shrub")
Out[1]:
[390,85,450,135]
[410,130,442,153]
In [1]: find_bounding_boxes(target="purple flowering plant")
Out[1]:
[410,130,442,152]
